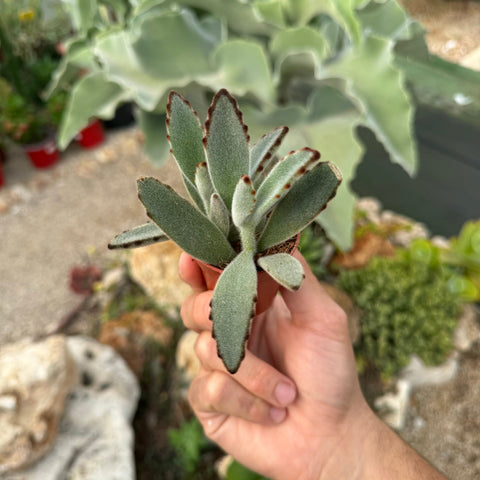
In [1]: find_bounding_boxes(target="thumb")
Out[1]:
[280,251,349,339]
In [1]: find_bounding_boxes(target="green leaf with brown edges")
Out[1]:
[257,253,304,291]
[204,89,250,210]
[108,222,168,250]
[167,91,206,184]
[258,161,342,251]
[211,250,257,374]
[137,177,236,267]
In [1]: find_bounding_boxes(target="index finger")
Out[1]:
[179,252,207,292]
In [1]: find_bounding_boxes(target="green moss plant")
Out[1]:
[338,248,461,379]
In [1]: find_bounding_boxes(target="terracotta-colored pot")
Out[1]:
[195,235,300,315]
[76,119,105,148]
[23,138,59,169]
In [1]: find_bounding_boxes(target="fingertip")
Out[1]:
[179,252,207,291]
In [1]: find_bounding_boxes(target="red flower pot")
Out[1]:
[76,119,105,148]
[23,138,59,169]
[0,164,5,188]
[195,235,300,315]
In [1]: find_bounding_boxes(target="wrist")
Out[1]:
[317,400,447,480]
[316,399,378,480]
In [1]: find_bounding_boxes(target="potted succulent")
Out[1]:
[0,90,60,169]
[109,89,341,373]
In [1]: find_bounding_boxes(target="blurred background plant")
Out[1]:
[50,0,423,251]
[0,0,71,144]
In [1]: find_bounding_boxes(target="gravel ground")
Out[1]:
[0,127,184,346]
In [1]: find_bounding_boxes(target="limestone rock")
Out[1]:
[98,309,173,377]
[4,336,140,480]
[129,241,192,309]
[400,354,459,389]
[375,379,411,430]
[0,336,76,473]
[454,304,480,352]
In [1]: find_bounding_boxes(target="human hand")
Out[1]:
[179,251,374,480]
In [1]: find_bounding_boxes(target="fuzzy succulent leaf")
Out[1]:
[108,222,168,250]
[194,162,215,213]
[257,253,304,291]
[209,193,230,237]
[167,91,206,184]
[258,161,342,251]
[137,177,236,266]
[253,148,321,221]
[204,89,250,210]
[232,176,256,228]
[249,126,288,183]
[211,251,258,374]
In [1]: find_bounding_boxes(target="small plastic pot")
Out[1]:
[195,235,300,315]
[23,138,59,169]
[76,119,105,149]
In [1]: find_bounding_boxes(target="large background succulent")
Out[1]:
[50,0,419,251]
[109,89,341,372]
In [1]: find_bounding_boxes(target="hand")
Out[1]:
[180,251,372,479]
[179,251,447,480]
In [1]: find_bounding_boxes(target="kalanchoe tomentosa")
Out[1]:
[109,89,342,373]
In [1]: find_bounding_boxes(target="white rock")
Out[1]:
[0,336,76,473]
[454,304,480,352]
[4,336,140,480]
[129,241,192,311]
[375,379,411,430]
[400,354,459,389]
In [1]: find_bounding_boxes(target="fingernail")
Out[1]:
[270,407,287,423]
[275,382,296,406]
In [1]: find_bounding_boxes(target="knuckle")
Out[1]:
[194,331,214,362]
[243,396,265,422]
[204,371,228,408]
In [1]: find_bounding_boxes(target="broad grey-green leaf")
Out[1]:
[305,112,364,252]
[94,9,219,110]
[205,89,250,210]
[166,91,206,184]
[45,38,96,97]
[254,148,321,221]
[249,126,288,182]
[212,40,275,103]
[134,109,170,166]
[257,253,304,291]
[108,222,168,249]
[209,193,230,237]
[322,35,417,175]
[195,162,214,213]
[61,0,97,34]
[58,72,129,150]
[232,176,256,228]
[283,0,362,44]
[356,0,416,41]
[270,26,329,78]
[137,177,236,266]
[258,161,342,251]
[253,0,286,27]
[211,250,257,373]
